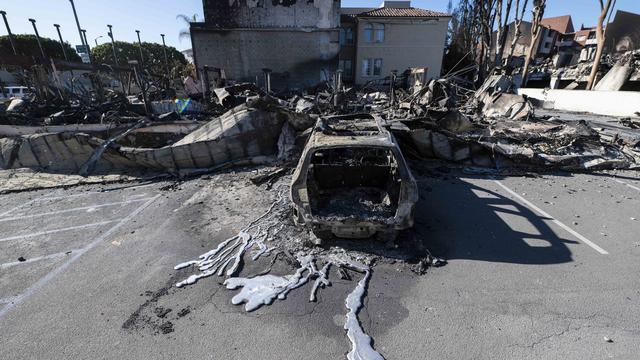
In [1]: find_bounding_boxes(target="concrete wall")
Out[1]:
[518,88,640,118]
[202,0,340,29]
[192,29,339,90]
[354,17,449,85]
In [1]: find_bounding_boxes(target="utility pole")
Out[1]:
[0,11,18,55]
[160,34,170,73]
[81,29,91,60]
[53,24,69,61]
[107,24,118,65]
[135,30,144,68]
[68,0,86,50]
[28,18,47,59]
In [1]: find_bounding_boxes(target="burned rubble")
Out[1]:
[2,41,640,360]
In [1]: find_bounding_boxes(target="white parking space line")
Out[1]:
[0,198,155,223]
[0,297,18,304]
[0,249,81,270]
[0,194,160,319]
[0,220,118,243]
[0,200,37,218]
[0,191,97,218]
[615,179,640,193]
[493,180,609,255]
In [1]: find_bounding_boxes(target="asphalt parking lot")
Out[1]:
[0,169,639,359]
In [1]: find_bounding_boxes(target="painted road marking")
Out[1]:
[493,180,609,255]
[0,194,160,319]
[0,198,155,223]
[0,191,99,217]
[0,249,81,270]
[615,179,640,193]
[0,199,38,218]
[0,220,118,243]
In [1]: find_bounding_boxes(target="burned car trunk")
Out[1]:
[290,114,418,243]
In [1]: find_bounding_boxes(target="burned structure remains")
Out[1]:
[190,0,341,91]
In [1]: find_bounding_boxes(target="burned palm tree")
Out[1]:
[176,14,200,42]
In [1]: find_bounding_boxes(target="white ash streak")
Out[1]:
[344,269,385,360]
[310,262,331,302]
[174,188,287,287]
[223,254,334,311]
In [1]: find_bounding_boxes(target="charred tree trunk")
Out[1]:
[586,0,617,90]
[495,0,513,65]
[522,0,546,86]
[505,0,529,66]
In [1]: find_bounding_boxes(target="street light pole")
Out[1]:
[107,25,119,66]
[0,11,18,55]
[94,36,103,47]
[53,24,69,61]
[68,0,86,49]
[160,34,169,72]
[81,29,92,60]
[135,30,144,68]
[28,18,46,59]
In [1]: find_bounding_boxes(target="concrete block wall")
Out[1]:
[203,0,340,29]
[192,29,339,90]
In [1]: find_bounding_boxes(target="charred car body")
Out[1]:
[290,114,419,243]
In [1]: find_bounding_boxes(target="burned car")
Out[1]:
[290,113,419,244]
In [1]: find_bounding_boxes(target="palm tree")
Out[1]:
[176,14,200,42]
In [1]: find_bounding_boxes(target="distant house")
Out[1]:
[494,15,579,67]
[340,1,451,85]
[604,10,640,54]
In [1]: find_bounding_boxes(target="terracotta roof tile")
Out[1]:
[540,15,574,34]
[357,7,450,18]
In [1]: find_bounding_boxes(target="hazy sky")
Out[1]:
[1,0,639,52]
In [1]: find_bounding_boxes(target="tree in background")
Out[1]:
[0,34,81,62]
[505,0,530,64]
[494,0,513,64]
[443,0,533,81]
[91,41,188,77]
[586,0,617,90]
[521,0,546,86]
[176,14,201,42]
[442,0,476,77]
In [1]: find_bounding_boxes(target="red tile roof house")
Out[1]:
[339,1,451,85]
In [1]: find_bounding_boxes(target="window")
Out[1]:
[374,24,384,43]
[576,35,586,42]
[339,59,353,77]
[363,23,384,43]
[373,58,383,75]
[362,59,371,76]
[340,27,354,45]
[11,88,20,95]
[362,58,383,76]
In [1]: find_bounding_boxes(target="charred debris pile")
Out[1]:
[1,64,640,179]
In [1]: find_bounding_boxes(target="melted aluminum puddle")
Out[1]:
[175,188,385,359]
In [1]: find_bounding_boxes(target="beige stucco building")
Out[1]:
[340,1,451,85]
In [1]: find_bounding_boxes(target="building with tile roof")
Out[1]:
[339,1,451,85]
